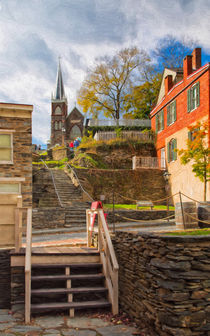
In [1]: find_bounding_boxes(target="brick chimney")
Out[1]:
[165,75,173,95]
[192,48,201,70]
[183,55,192,79]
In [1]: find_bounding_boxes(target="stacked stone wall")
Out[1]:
[0,250,11,308]
[113,231,210,336]
[76,168,167,204]
[0,116,32,207]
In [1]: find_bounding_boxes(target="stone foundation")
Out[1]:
[0,249,11,308]
[113,231,210,336]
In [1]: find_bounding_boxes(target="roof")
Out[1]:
[54,59,66,100]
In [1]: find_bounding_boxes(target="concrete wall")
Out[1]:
[113,231,210,336]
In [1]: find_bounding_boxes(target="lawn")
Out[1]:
[166,229,210,236]
[103,204,175,210]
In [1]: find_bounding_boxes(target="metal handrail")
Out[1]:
[66,163,94,202]
[40,159,63,207]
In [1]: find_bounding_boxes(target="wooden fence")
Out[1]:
[132,156,166,169]
[88,119,151,127]
[94,131,154,142]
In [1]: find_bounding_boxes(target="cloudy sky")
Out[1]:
[0,0,210,144]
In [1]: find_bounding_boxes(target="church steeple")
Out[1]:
[53,58,67,101]
[50,58,68,147]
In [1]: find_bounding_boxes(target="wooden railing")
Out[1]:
[86,209,119,314]
[132,156,166,170]
[25,208,32,324]
[94,130,153,142]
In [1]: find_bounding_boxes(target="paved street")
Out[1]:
[0,309,141,336]
[29,220,176,247]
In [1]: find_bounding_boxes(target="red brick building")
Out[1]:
[150,48,210,201]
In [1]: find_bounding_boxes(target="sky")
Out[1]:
[0,0,210,145]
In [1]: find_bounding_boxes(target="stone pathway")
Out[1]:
[0,310,141,336]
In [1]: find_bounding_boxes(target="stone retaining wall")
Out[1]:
[32,208,174,230]
[113,231,210,336]
[107,210,174,222]
[0,250,11,308]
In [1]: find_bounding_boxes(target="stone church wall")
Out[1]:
[113,231,210,336]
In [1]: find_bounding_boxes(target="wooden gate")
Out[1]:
[0,194,22,248]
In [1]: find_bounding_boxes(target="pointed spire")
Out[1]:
[54,57,66,100]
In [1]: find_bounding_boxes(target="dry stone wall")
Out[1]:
[0,115,32,206]
[0,250,11,308]
[76,168,167,204]
[113,231,210,336]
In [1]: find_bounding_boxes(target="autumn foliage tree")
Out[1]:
[177,121,210,201]
[77,47,150,123]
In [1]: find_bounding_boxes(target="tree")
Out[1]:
[177,121,210,201]
[77,47,150,123]
[124,71,162,119]
[153,35,197,71]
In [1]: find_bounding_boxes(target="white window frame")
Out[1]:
[0,130,14,164]
[187,82,200,113]
[167,100,176,126]
[0,177,25,194]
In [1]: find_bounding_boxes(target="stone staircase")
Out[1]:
[33,168,92,229]
[51,170,83,207]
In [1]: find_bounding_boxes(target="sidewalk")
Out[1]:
[0,309,142,336]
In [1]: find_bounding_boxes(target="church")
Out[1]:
[50,60,84,146]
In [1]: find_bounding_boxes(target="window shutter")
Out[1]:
[188,131,192,141]
[167,106,170,126]
[187,89,191,112]
[173,100,176,122]
[161,110,164,130]
[167,142,170,162]
[173,138,177,161]
[196,82,200,107]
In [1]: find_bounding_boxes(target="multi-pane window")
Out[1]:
[167,138,177,162]
[187,82,200,112]
[0,133,13,164]
[55,121,62,130]
[155,110,164,132]
[167,100,176,126]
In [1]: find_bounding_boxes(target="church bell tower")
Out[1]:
[50,59,68,146]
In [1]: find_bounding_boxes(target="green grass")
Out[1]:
[103,204,174,210]
[166,229,210,236]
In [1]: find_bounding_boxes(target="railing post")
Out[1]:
[15,196,23,253]
[179,191,186,230]
[25,208,32,324]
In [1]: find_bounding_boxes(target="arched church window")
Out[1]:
[58,121,62,130]
[55,121,58,130]
[70,125,81,139]
[55,107,62,115]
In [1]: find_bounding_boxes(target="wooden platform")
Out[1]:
[10,246,100,267]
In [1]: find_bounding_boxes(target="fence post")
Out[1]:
[179,191,186,230]
[112,189,115,233]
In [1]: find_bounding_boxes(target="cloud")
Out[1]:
[0,0,210,144]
